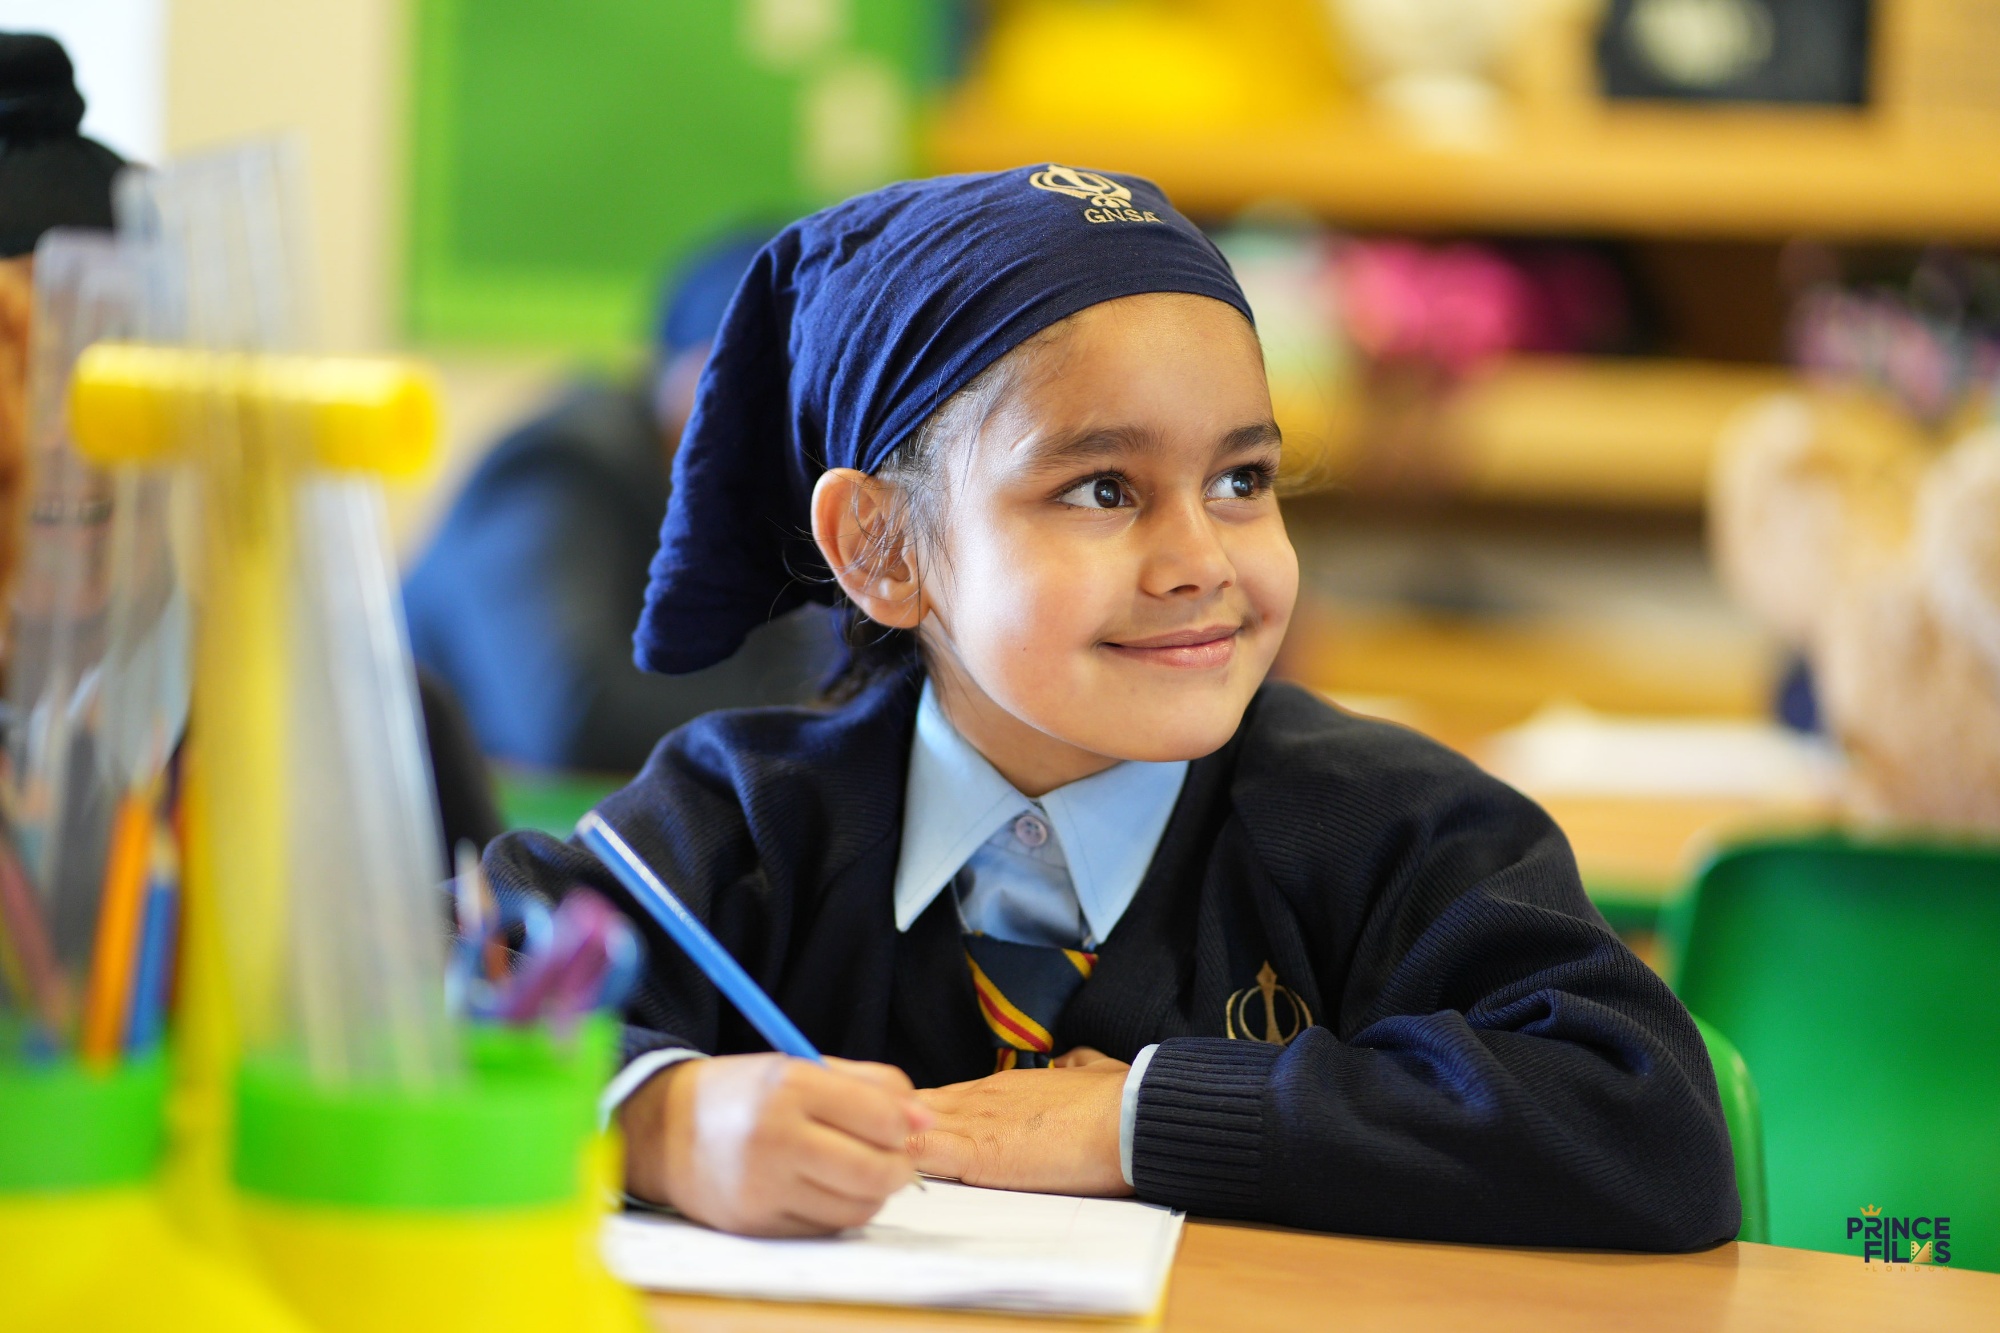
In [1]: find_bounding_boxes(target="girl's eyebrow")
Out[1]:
[1018,424,1155,470]
[1218,421,1284,456]
[1019,419,1282,471]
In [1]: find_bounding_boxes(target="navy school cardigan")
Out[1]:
[484,670,1740,1250]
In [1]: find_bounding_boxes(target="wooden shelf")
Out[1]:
[927,97,2000,242]
[1279,603,1772,740]
[1438,356,1796,507]
[1277,356,1799,510]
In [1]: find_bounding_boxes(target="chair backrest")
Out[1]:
[1667,834,2000,1271]
[1692,1016,1768,1244]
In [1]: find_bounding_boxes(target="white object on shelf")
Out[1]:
[1482,702,1844,801]
[1331,0,1528,145]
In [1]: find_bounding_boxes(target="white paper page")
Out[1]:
[602,1180,1186,1316]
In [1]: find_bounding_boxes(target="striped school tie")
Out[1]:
[963,932,1096,1071]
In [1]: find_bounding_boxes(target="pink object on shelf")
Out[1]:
[1334,239,1629,373]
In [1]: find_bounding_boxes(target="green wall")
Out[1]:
[407,0,947,352]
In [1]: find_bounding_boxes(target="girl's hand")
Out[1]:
[909,1049,1133,1196]
[621,1054,932,1236]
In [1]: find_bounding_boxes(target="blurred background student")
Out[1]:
[0,28,501,865]
[403,233,839,773]
[0,30,122,613]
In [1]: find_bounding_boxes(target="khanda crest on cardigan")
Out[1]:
[1028,165,1164,224]
[1224,961,1311,1046]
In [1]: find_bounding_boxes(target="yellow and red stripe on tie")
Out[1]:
[966,953,1054,1053]
[1063,949,1097,978]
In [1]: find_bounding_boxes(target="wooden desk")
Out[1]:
[641,1221,1999,1332]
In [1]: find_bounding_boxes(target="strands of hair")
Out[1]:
[819,329,1058,702]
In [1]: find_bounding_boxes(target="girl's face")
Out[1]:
[915,291,1298,793]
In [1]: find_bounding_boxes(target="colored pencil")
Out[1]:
[575,815,928,1187]
[79,792,154,1066]
[576,812,823,1062]
[124,821,180,1054]
[0,829,68,1039]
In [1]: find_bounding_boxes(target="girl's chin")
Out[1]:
[1097,725,1240,765]
[1051,699,1253,765]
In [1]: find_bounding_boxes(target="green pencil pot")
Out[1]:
[0,1051,168,1192]
[231,1020,643,1333]
[0,1053,310,1333]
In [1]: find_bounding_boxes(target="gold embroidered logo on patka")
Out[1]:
[1224,961,1311,1046]
[1028,165,1163,225]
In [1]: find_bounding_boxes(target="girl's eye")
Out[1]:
[1060,476,1131,509]
[1206,466,1269,501]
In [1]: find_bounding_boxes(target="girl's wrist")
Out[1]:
[618,1057,699,1205]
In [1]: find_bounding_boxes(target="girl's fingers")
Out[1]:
[796,1063,929,1149]
[793,1119,918,1203]
[780,1173,896,1233]
[823,1056,916,1095]
[823,1057,936,1130]
[906,1125,983,1185]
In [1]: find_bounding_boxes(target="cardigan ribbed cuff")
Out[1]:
[1130,1037,1280,1215]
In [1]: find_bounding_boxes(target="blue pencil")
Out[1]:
[125,830,179,1054]
[576,812,823,1063]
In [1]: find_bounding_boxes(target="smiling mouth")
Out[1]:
[1102,625,1240,669]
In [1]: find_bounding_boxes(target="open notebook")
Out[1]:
[602,1180,1186,1316]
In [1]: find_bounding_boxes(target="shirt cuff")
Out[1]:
[599,1047,707,1130]
[1119,1043,1160,1187]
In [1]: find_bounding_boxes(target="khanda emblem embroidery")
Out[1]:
[1027,165,1164,225]
[1224,961,1312,1046]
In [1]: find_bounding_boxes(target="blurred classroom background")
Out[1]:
[15,0,2000,944]
[11,0,2000,1272]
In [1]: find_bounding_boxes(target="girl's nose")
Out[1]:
[1137,496,1235,599]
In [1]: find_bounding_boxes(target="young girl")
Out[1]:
[486,166,1739,1246]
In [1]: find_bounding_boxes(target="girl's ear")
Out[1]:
[811,467,925,630]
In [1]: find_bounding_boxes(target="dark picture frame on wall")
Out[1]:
[1596,0,1872,106]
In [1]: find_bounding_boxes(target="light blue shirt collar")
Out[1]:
[891,680,1188,942]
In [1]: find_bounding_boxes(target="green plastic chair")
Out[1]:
[1692,1016,1768,1244]
[1667,834,2000,1271]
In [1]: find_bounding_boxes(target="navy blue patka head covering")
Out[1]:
[634,165,1254,675]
